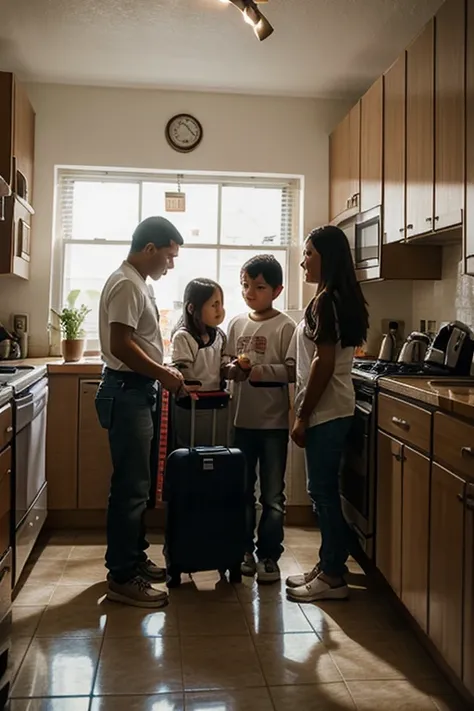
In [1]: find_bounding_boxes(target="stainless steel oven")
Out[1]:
[340,377,377,558]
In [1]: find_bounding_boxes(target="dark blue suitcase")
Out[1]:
[164,391,247,587]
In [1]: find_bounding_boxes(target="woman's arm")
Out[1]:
[291,342,336,447]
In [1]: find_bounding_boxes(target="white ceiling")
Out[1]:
[0,0,445,99]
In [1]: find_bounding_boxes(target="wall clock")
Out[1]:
[165,114,203,153]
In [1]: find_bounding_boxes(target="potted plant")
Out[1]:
[56,290,91,362]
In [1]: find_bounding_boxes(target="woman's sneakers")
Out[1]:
[286,572,349,602]
[241,552,257,577]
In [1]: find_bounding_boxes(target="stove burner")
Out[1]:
[352,359,450,381]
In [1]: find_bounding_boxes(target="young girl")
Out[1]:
[285,225,369,602]
[171,278,228,445]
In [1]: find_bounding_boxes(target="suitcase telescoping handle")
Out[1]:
[188,391,231,448]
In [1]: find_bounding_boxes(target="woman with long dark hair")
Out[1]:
[285,225,369,602]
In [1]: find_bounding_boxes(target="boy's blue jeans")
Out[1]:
[234,427,288,562]
[305,416,353,578]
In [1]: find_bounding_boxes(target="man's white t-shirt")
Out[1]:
[287,319,355,428]
[99,261,164,370]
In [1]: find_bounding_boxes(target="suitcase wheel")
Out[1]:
[228,565,242,584]
[166,568,182,588]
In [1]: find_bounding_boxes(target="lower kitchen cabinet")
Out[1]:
[401,446,430,631]
[463,482,474,695]
[429,462,465,678]
[78,380,112,509]
[376,431,402,595]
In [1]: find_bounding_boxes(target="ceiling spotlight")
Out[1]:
[221,0,274,41]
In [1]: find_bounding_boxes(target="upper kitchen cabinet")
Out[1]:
[434,0,465,232]
[406,20,435,239]
[0,72,35,202]
[383,54,406,244]
[0,72,35,280]
[466,0,474,274]
[329,102,360,221]
[360,77,383,214]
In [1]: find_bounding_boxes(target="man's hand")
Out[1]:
[291,417,307,448]
[159,366,185,394]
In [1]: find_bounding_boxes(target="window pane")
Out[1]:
[63,243,129,339]
[142,183,218,244]
[221,186,284,246]
[218,249,287,331]
[70,182,140,241]
[151,247,218,355]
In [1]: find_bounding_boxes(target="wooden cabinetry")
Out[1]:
[78,380,112,509]
[466,0,474,274]
[360,77,383,213]
[463,482,474,695]
[329,103,360,221]
[429,462,465,677]
[401,446,430,631]
[376,431,402,595]
[0,72,35,280]
[0,404,12,452]
[0,447,11,559]
[383,54,406,243]
[406,20,435,239]
[434,0,465,231]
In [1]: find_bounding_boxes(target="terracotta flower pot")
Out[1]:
[62,338,85,363]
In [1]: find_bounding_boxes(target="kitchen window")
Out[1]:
[55,170,300,355]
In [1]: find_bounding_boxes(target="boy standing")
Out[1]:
[226,255,296,583]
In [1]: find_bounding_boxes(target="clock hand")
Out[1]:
[184,123,197,138]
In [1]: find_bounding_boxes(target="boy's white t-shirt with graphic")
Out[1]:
[226,312,296,430]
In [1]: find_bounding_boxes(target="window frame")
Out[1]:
[53,169,302,354]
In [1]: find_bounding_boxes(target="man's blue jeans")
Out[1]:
[95,369,158,583]
[234,428,288,562]
[305,416,353,578]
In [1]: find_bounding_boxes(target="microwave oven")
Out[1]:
[333,206,382,281]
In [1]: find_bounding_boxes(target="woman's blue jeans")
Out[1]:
[305,416,353,578]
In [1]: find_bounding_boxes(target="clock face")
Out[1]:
[165,114,203,153]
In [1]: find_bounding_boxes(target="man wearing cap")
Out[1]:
[96,216,187,608]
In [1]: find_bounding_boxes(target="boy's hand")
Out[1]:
[228,360,250,382]
[160,366,185,394]
[291,417,307,448]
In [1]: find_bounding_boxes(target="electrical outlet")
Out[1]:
[12,313,28,333]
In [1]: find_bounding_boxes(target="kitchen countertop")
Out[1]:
[380,376,474,421]
[1,357,103,374]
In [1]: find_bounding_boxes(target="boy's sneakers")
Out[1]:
[106,575,169,608]
[256,558,281,584]
[286,574,349,602]
[241,552,257,577]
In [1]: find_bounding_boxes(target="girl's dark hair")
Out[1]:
[172,278,223,345]
[304,225,369,348]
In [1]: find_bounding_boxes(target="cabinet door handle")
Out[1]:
[457,494,474,511]
[391,452,405,462]
[392,416,410,430]
[461,447,474,458]
[5,426,13,434]
[434,216,439,222]
[399,227,405,233]
[0,566,10,585]
[426,217,432,223]
[406,224,414,230]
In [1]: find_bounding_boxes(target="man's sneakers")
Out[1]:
[256,558,281,584]
[286,571,349,602]
[106,575,169,608]
[136,558,167,583]
[241,552,257,577]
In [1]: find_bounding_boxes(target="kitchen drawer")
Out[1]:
[434,412,474,479]
[14,483,47,587]
[378,393,432,452]
[0,550,11,623]
[0,405,12,452]
[0,448,11,561]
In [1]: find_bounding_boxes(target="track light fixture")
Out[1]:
[219,0,274,42]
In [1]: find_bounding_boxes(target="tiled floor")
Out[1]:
[7,527,470,711]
